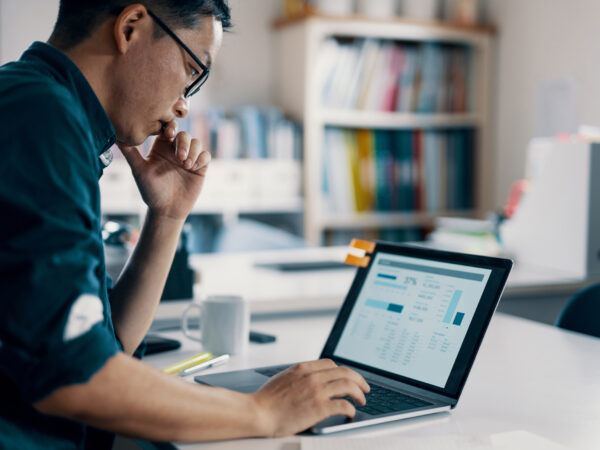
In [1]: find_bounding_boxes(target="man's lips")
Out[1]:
[151,121,166,135]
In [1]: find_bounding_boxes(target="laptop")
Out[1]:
[195,242,513,434]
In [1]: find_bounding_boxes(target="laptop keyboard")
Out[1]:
[355,383,432,415]
[256,366,432,415]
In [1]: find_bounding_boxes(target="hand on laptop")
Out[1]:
[250,359,370,437]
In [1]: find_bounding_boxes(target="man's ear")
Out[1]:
[113,4,148,55]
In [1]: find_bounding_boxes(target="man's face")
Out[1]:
[110,14,223,146]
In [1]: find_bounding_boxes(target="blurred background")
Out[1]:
[2,0,599,257]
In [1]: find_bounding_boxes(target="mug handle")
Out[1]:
[182,303,203,342]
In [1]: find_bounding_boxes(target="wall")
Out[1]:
[0,0,281,111]
[193,0,281,111]
[487,0,600,207]
[0,0,59,64]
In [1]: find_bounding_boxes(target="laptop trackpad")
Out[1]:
[224,383,263,393]
[195,370,268,393]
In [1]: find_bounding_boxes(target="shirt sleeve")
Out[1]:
[0,84,120,404]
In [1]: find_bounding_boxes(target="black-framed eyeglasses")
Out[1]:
[147,9,210,98]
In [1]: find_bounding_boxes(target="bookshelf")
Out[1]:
[273,13,495,245]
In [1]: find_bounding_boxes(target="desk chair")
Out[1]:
[556,283,600,338]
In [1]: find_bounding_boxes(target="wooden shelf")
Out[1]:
[320,210,481,230]
[318,110,481,129]
[273,12,496,36]
[102,200,303,217]
[191,199,304,215]
[100,159,303,218]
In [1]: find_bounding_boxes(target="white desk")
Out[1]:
[143,313,600,450]
[155,247,596,323]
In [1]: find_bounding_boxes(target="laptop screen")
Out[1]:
[332,251,492,388]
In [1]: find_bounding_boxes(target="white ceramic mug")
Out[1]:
[182,295,249,355]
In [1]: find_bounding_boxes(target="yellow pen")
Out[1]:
[179,354,230,377]
[161,352,212,375]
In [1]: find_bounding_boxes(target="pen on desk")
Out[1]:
[161,351,213,375]
[179,354,230,377]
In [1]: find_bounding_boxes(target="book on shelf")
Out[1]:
[318,37,472,113]
[187,106,303,160]
[323,128,354,214]
[374,129,394,210]
[356,129,376,211]
[322,127,475,214]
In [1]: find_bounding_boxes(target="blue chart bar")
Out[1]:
[374,281,407,290]
[366,299,404,314]
[387,303,404,314]
[377,273,397,280]
[453,312,465,326]
[443,290,463,323]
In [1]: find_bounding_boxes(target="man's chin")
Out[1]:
[116,135,146,148]
[114,141,133,150]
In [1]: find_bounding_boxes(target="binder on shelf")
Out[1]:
[356,129,376,211]
[323,128,354,214]
[413,130,425,211]
[424,131,440,212]
[397,45,420,113]
[373,130,391,211]
[397,129,415,211]
[446,129,457,210]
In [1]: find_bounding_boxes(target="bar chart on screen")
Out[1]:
[334,253,492,387]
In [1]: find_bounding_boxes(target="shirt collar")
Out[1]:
[20,42,117,156]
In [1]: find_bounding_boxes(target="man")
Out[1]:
[0,1,369,447]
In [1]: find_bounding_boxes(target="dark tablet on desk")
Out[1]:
[254,260,354,271]
[143,334,181,355]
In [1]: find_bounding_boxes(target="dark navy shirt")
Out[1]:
[0,42,121,449]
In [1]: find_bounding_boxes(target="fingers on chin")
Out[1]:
[192,159,210,173]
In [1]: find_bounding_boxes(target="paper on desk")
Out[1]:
[491,431,568,450]
[301,430,567,450]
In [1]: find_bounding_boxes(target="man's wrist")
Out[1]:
[247,392,276,438]
[145,208,187,228]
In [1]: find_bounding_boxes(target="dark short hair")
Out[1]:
[50,0,232,49]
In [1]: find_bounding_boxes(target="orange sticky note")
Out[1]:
[344,254,371,268]
[350,239,375,254]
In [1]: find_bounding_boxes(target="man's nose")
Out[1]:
[174,96,190,119]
